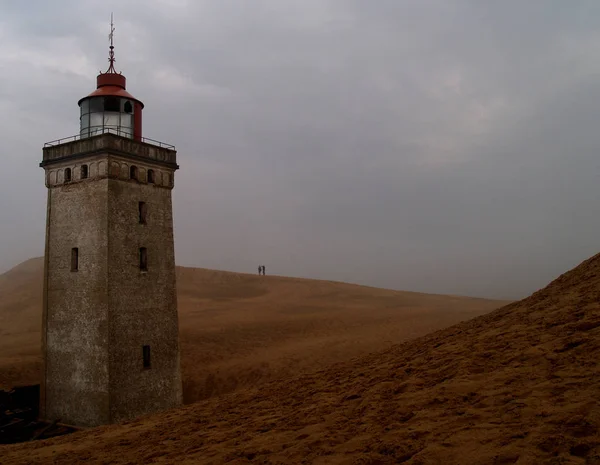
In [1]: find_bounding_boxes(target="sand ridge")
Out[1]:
[1,254,599,463]
[0,257,505,403]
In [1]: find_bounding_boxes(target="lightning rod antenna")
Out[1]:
[106,12,117,73]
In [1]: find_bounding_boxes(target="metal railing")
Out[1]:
[44,127,175,150]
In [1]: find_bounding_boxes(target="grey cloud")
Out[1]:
[1,0,599,299]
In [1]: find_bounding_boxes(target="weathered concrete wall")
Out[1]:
[107,165,182,422]
[43,133,177,166]
[41,134,181,427]
[42,175,110,426]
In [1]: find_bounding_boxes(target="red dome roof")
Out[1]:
[78,71,144,108]
[79,85,142,106]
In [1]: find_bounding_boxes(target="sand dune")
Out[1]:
[2,254,599,464]
[0,257,505,404]
[0,258,43,391]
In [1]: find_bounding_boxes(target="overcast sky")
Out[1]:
[1,0,600,299]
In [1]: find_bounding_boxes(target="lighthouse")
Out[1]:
[39,19,182,427]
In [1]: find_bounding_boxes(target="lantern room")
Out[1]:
[77,22,143,140]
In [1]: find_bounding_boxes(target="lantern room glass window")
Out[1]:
[89,98,103,112]
[80,97,135,139]
[80,113,89,130]
[121,114,132,129]
[104,97,120,112]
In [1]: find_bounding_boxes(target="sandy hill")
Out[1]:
[2,254,599,465]
[0,258,505,403]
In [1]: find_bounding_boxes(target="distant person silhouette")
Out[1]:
[258,265,262,275]
[262,265,266,276]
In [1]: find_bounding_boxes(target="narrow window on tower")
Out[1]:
[139,201,147,224]
[64,168,72,183]
[71,248,79,272]
[142,345,151,369]
[147,169,155,184]
[124,100,133,113]
[139,247,148,271]
[81,164,88,179]
[130,165,138,181]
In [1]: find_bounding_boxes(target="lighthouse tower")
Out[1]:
[40,21,182,427]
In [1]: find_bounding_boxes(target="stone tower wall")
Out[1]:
[41,134,181,427]
[42,175,110,427]
[106,166,182,422]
